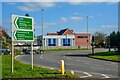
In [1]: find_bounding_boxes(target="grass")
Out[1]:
[44,48,91,52]
[2,55,77,78]
[89,51,120,61]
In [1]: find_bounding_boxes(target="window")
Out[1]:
[77,36,88,38]
[62,38,71,46]
[48,38,56,46]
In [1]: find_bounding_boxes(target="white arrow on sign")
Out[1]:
[14,17,19,29]
[13,30,17,40]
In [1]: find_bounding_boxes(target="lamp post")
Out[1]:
[92,36,94,55]
[86,16,88,49]
[41,9,44,52]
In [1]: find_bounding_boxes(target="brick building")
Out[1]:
[37,28,91,49]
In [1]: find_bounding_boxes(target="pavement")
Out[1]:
[15,48,119,78]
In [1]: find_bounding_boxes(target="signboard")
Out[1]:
[12,15,34,42]
[13,30,33,40]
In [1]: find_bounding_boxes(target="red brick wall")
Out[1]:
[64,30,73,35]
[75,33,91,47]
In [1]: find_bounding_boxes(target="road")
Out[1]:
[15,48,119,78]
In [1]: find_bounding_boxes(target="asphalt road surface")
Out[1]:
[15,48,119,78]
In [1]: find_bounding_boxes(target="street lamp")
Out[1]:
[41,9,44,53]
[86,16,88,49]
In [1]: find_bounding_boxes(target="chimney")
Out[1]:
[71,30,74,33]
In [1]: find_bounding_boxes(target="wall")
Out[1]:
[75,33,91,48]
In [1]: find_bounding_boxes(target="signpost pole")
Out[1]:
[12,41,14,73]
[31,42,33,69]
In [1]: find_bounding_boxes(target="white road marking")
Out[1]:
[15,55,20,59]
[101,74,110,78]
[66,57,71,59]
[80,72,92,78]
[40,55,43,59]
[71,70,75,74]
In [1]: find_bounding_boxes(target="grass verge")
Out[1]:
[44,48,91,52]
[2,55,77,78]
[89,51,120,61]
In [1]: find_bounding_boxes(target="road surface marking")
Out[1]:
[40,55,43,59]
[71,70,74,74]
[66,57,71,59]
[15,55,20,59]
[101,74,110,78]
[80,72,92,78]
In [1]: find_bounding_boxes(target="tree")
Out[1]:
[93,32,107,48]
[109,31,120,52]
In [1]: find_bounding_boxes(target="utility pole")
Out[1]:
[92,36,94,55]
[86,16,88,49]
[41,9,44,53]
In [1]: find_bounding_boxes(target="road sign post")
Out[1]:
[12,14,34,72]
[12,41,14,73]
[31,42,33,69]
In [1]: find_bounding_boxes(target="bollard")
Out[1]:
[60,60,65,75]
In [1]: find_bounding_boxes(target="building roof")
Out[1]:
[58,28,68,35]
[47,33,58,35]
[47,28,74,35]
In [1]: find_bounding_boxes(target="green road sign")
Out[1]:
[13,30,33,40]
[12,15,34,41]
[14,16,32,30]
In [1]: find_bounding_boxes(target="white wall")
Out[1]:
[43,35,75,46]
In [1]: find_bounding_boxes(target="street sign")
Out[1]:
[13,30,33,40]
[12,15,34,42]
[14,16,32,30]
[11,14,34,73]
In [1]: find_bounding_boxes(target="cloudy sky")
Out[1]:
[1,1,118,37]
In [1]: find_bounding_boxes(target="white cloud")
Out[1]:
[89,24,118,34]
[18,2,56,12]
[89,16,94,19]
[59,17,68,23]
[18,6,35,12]
[73,12,79,15]
[70,16,83,21]
[101,24,117,28]
[2,0,119,2]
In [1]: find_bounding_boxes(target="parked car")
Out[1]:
[0,49,11,55]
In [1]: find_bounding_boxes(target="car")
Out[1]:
[0,49,11,55]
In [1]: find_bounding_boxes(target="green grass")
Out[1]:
[44,48,91,52]
[89,51,120,61]
[2,55,77,78]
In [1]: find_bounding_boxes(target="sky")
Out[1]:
[1,2,118,37]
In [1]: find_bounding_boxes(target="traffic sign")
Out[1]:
[12,15,34,42]
[14,16,32,30]
[13,30,33,41]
